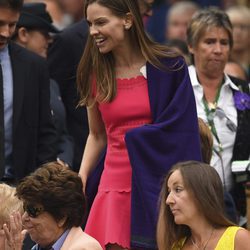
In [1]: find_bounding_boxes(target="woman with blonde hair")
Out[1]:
[0,184,25,250]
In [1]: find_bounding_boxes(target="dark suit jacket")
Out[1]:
[229,75,250,216]
[7,42,57,180]
[229,76,250,161]
[48,20,89,171]
[50,79,74,166]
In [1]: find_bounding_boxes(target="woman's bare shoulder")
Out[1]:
[235,228,250,250]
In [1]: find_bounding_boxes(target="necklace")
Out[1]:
[190,228,214,250]
[202,83,223,153]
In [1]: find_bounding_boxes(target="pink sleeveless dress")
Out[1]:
[84,75,152,249]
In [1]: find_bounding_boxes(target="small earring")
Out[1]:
[125,26,129,30]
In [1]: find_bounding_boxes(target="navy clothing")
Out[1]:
[145,1,221,44]
[224,191,238,223]
[229,76,250,217]
[1,42,57,180]
[48,20,89,171]
[145,3,169,43]
[50,79,73,166]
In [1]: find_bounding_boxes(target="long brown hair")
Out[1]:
[198,117,213,164]
[157,161,235,250]
[77,0,177,106]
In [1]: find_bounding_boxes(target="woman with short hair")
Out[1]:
[187,7,250,219]
[14,162,102,250]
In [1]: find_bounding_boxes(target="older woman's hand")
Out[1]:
[3,212,27,250]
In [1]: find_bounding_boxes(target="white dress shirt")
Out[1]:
[189,65,239,191]
[0,45,14,177]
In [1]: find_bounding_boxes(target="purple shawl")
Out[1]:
[125,56,202,249]
[85,56,202,249]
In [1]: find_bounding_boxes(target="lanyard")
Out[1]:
[202,84,223,153]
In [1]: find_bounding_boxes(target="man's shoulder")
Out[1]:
[9,42,46,65]
[48,20,88,65]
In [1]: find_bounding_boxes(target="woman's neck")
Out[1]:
[187,219,216,250]
[196,70,224,103]
[114,49,146,79]
[113,36,144,66]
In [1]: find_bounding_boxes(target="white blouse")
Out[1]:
[189,65,239,191]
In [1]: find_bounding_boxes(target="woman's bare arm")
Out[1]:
[79,102,107,191]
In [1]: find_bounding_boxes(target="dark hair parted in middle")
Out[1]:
[77,0,179,106]
[16,162,86,229]
[157,161,234,250]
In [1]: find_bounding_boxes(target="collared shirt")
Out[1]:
[0,45,14,178]
[189,65,239,191]
[32,229,70,250]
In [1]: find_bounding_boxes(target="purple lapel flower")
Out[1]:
[233,91,250,111]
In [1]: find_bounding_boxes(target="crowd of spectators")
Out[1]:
[0,0,249,249]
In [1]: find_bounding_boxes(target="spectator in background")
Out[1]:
[145,0,173,43]
[0,0,57,185]
[225,61,248,81]
[48,15,88,172]
[13,2,74,168]
[226,6,250,80]
[165,39,191,64]
[187,7,250,222]
[0,183,25,250]
[165,1,199,42]
[13,162,102,250]
[157,161,250,250]
[145,0,219,44]
[222,0,243,9]
[138,0,154,25]
[23,0,73,30]
[58,0,84,23]
[43,0,73,30]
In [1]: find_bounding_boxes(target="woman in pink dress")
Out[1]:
[77,0,202,249]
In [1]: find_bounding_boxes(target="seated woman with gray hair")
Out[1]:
[9,162,102,250]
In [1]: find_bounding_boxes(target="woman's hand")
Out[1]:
[57,158,69,168]
[3,212,27,250]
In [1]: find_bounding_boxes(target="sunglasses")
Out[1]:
[23,203,44,218]
[215,107,237,132]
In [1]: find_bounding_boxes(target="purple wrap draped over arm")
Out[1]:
[125,56,202,249]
